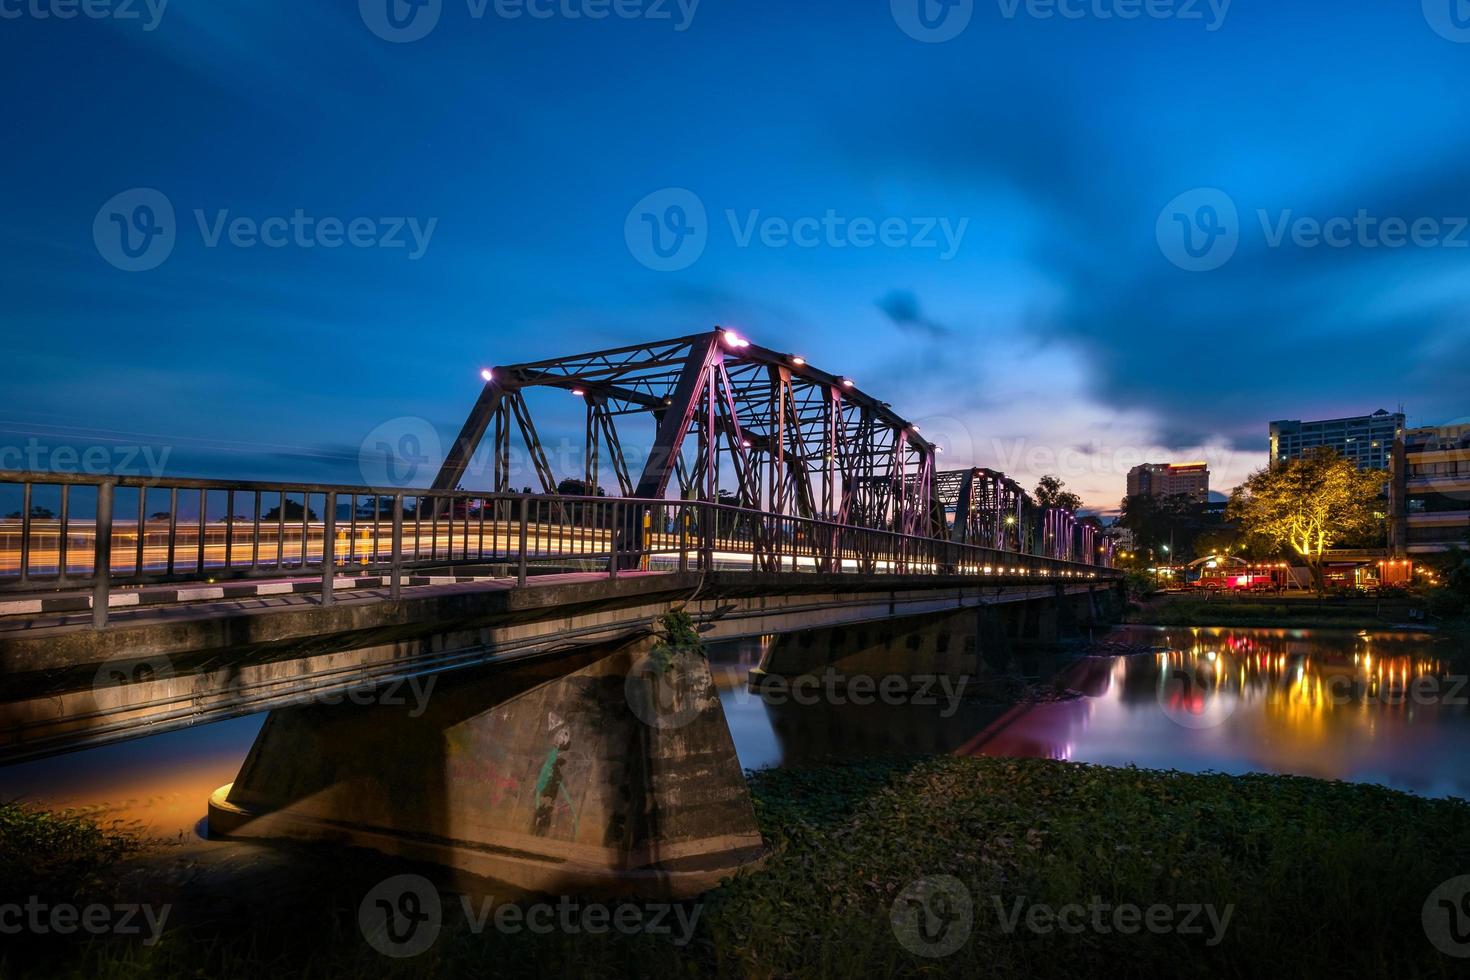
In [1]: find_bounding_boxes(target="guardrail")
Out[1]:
[0,470,1115,628]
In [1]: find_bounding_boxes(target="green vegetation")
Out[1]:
[10,759,1470,979]
[0,804,141,906]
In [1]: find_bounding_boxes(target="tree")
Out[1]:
[556,478,605,497]
[1033,475,1083,512]
[1119,491,1227,562]
[263,500,318,521]
[1227,448,1385,592]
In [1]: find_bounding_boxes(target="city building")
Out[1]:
[1269,410,1404,470]
[1389,422,1470,555]
[1125,462,1210,503]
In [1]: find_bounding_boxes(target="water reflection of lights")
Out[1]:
[1159,636,1447,726]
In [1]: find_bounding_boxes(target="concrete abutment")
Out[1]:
[208,634,765,899]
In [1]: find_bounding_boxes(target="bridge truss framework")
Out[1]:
[435,329,943,538]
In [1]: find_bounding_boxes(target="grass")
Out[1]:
[8,758,1470,979]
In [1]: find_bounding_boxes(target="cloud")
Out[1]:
[875,289,951,338]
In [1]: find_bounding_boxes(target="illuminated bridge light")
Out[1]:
[480,368,494,382]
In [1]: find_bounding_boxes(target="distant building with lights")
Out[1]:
[1125,462,1210,503]
[1389,422,1470,555]
[1269,410,1404,471]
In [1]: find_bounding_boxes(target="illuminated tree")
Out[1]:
[1034,475,1083,512]
[1227,448,1385,592]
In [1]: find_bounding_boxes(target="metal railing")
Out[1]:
[0,470,1116,628]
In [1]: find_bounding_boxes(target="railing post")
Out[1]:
[678,504,688,573]
[321,491,336,606]
[92,480,114,630]
[609,502,620,579]
[390,493,404,600]
[517,494,529,587]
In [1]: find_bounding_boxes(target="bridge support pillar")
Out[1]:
[208,635,764,899]
[748,607,1006,694]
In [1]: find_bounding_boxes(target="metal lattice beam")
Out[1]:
[435,328,939,534]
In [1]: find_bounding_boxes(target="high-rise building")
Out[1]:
[1126,462,1210,503]
[1269,410,1404,471]
[1389,422,1470,555]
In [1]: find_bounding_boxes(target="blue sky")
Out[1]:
[4,1,1469,511]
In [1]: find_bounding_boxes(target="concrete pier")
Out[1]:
[208,634,765,899]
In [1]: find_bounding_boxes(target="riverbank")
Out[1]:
[1128,592,1436,631]
[6,756,1469,979]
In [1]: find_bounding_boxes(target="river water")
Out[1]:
[3,625,1468,839]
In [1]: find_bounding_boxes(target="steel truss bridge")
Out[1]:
[0,329,1113,632]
